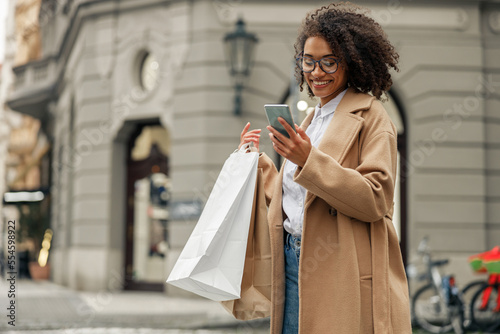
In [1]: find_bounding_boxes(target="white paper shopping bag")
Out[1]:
[167,146,259,301]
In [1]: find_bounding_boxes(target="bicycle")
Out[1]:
[468,246,500,332]
[457,247,498,331]
[410,237,465,334]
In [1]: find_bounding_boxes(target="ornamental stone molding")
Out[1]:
[489,11,500,34]
[227,3,471,31]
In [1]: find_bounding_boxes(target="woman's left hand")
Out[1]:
[267,117,312,167]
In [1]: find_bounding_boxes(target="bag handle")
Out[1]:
[237,142,255,154]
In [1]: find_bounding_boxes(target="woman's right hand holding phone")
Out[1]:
[239,122,261,151]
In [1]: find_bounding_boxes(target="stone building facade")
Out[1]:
[4,0,500,292]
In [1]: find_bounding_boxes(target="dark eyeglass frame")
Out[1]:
[296,54,342,74]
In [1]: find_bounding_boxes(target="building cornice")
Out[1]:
[7,0,173,118]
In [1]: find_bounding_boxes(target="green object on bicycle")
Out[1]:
[469,258,484,272]
[484,260,500,274]
[468,246,500,273]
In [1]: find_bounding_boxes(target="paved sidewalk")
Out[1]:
[1,280,494,333]
[0,279,269,332]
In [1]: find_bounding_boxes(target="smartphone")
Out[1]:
[264,104,296,138]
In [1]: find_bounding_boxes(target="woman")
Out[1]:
[239,2,411,334]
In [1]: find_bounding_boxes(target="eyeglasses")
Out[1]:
[296,55,341,74]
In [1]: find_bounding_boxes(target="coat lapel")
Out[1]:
[303,88,374,205]
[317,112,363,164]
[317,88,374,162]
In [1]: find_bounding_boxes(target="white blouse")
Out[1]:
[282,89,347,237]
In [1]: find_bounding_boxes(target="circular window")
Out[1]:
[139,52,160,92]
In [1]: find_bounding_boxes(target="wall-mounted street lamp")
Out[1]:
[223,19,259,116]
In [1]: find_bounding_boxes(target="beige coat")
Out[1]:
[258,88,412,334]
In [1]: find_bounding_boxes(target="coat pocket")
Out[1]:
[360,276,373,334]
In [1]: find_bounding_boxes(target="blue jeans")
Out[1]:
[283,232,301,334]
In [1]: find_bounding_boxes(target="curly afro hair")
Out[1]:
[294,2,399,100]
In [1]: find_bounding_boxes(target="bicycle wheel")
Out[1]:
[460,280,486,330]
[412,283,454,333]
[450,299,465,334]
[470,283,500,332]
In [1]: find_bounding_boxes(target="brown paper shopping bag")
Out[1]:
[221,168,272,320]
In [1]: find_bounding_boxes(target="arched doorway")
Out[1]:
[124,123,171,291]
[384,91,408,265]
